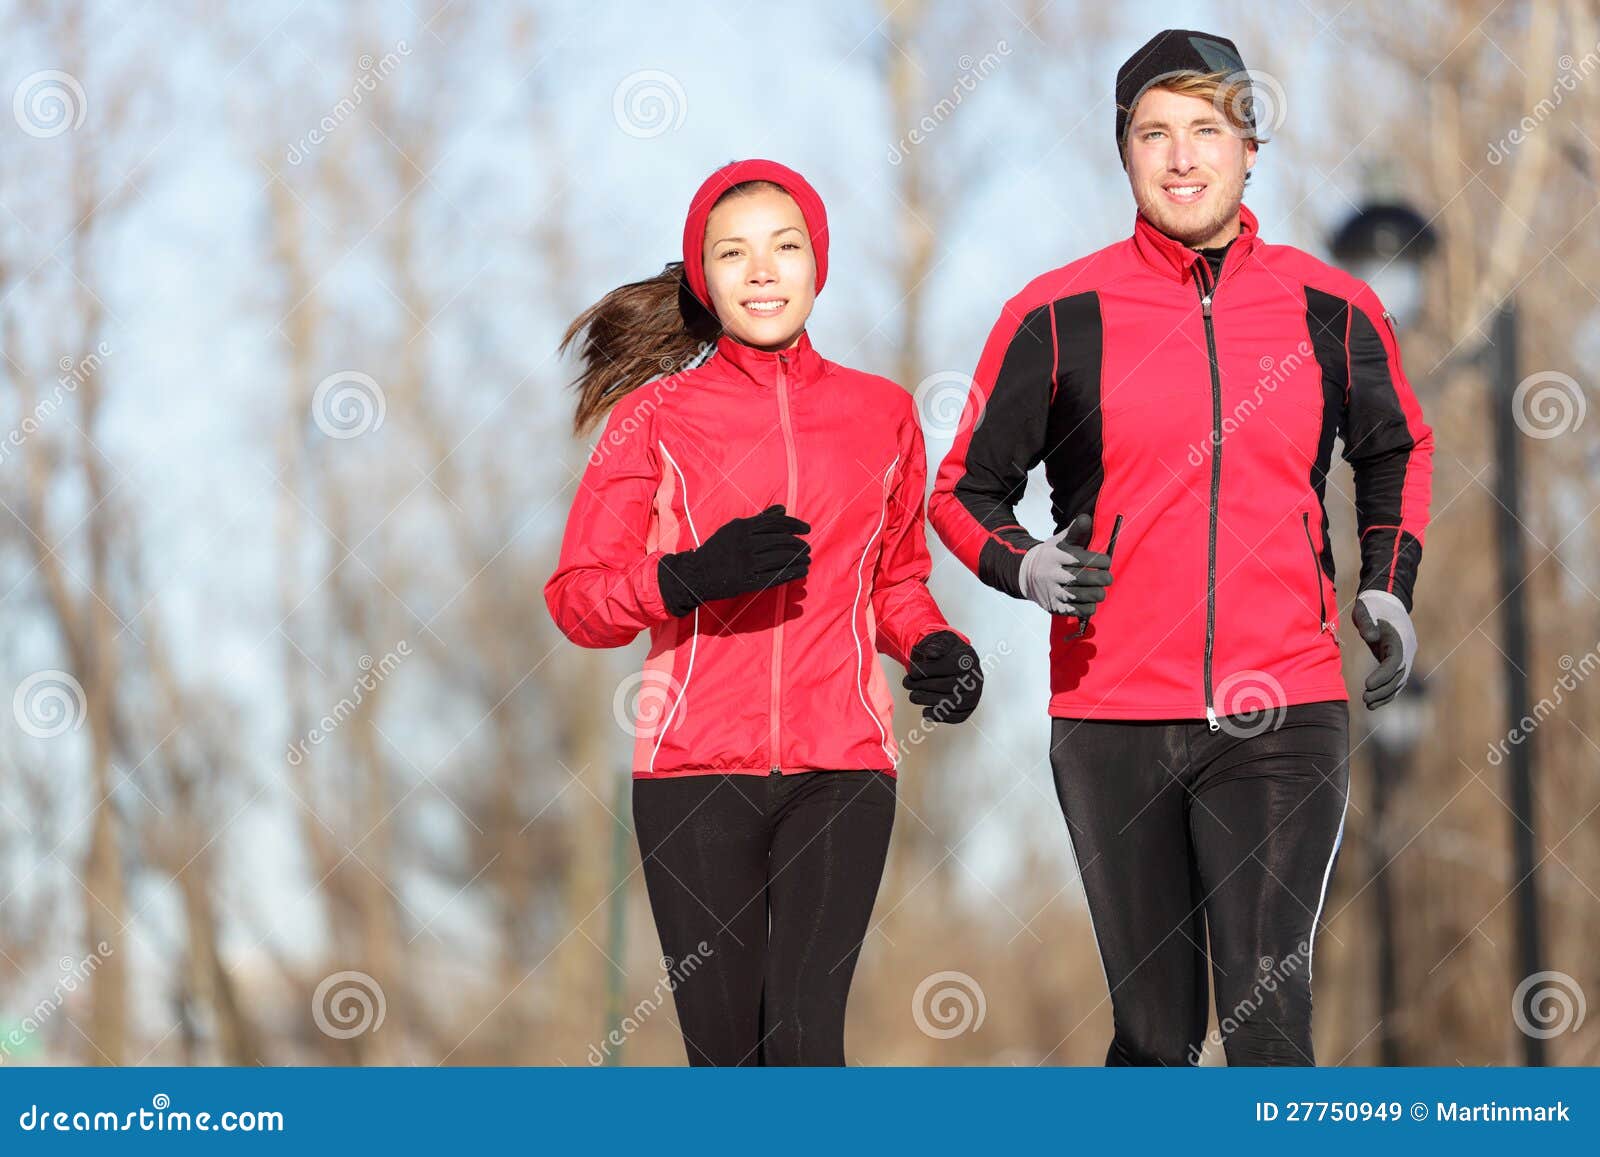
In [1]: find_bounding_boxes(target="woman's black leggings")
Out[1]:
[1050,700,1350,1066]
[632,769,895,1066]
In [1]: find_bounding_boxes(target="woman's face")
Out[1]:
[702,186,815,351]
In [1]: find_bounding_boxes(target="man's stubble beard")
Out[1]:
[1133,168,1248,248]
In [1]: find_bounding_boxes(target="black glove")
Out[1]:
[657,504,810,617]
[903,630,983,724]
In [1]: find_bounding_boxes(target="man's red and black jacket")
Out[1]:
[929,205,1434,723]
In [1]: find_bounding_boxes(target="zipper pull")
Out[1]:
[1105,513,1125,559]
[1201,294,1212,317]
[769,764,781,777]
[1205,706,1220,732]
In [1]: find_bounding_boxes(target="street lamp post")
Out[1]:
[1330,202,1438,1067]
[1367,675,1431,1066]
[1487,300,1547,1067]
[1331,200,1546,1066]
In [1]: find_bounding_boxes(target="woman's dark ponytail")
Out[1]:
[560,261,719,436]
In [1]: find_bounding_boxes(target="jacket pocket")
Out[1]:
[1301,512,1330,635]
[1068,512,1124,641]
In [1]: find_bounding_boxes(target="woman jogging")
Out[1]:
[929,31,1433,1065]
[545,159,983,1066]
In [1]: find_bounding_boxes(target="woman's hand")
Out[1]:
[903,630,983,724]
[657,504,811,616]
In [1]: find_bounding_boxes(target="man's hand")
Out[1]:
[1353,590,1417,709]
[1017,513,1113,618]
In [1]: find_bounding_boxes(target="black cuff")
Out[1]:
[1358,529,1421,613]
[657,554,700,618]
[977,537,1035,599]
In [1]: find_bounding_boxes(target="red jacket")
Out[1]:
[930,206,1434,725]
[546,331,957,776]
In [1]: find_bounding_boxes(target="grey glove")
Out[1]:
[1353,590,1417,709]
[1017,513,1113,618]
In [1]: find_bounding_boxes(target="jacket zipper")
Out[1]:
[770,352,798,775]
[1197,261,1223,732]
[1302,512,1328,633]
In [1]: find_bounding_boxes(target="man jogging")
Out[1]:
[929,29,1433,1065]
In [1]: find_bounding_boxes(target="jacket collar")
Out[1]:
[713,328,824,387]
[1131,202,1260,283]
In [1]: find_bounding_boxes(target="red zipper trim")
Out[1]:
[769,353,799,773]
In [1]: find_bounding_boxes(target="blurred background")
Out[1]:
[0,0,1596,1066]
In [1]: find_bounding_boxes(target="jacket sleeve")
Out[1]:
[1342,285,1434,612]
[871,408,966,668]
[544,397,674,648]
[927,298,1054,598]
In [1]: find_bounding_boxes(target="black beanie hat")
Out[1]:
[1115,29,1250,158]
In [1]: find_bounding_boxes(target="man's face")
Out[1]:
[1124,86,1256,248]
